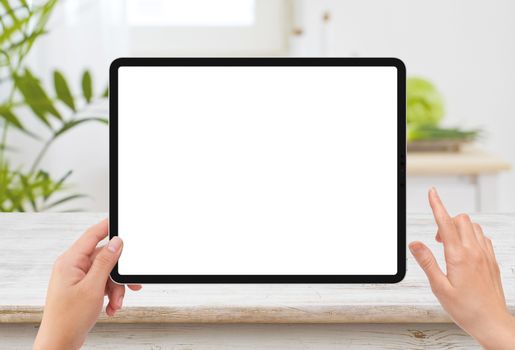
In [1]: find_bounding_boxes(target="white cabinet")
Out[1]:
[407,149,510,213]
[408,176,476,214]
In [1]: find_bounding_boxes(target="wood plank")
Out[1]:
[407,149,511,175]
[0,213,514,324]
[0,323,481,349]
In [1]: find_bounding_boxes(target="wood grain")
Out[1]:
[0,323,481,349]
[1,213,514,324]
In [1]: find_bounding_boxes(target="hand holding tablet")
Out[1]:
[34,189,515,349]
[34,220,142,350]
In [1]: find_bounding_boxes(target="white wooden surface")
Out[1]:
[1,323,480,349]
[1,213,515,348]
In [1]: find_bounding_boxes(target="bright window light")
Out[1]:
[126,0,255,27]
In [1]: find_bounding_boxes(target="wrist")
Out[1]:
[34,322,81,350]
[34,334,70,350]
[475,311,515,350]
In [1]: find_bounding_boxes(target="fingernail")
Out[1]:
[107,236,122,252]
[430,187,439,198]
[117,295,124,309]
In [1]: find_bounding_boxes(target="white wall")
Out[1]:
[10,0,285,212]
[292,0,515,212]
[10,0,515,212]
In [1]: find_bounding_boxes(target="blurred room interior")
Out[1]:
[4,0,514,213]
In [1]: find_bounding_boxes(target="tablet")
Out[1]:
[110,57,406,284]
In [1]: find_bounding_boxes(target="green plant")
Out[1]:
[407,126,481,142]
[407,77,445,127]
[0,0,107,211]
[407,76,481,143]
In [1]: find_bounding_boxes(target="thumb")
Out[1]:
[84,236,123,288]
[409,241,450,295]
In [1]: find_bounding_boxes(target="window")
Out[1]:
[124,0,288,55]
[127,0,255,27]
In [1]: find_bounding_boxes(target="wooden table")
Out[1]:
[407,149,511,213]
[1,213,514,349]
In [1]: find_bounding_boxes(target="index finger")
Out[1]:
[428,188,460,246]
[69,218,109,256]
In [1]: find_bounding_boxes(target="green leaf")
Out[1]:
[0,0,29,46]
[0,106,24,129]
[102,85,108,98]
[44,170,73,200]
[54,117,108,138]
[81,70,93,103]
[0,0,20,22]
[35,170,53,200]
[0,14,31,46]
[0,144,19,152]
[53,70,76,112]
[24,68,62,119]
[13,72,50,127]
[0,106,39,139]
[54,169,73,190]
[43,194,86,211]
[19,173,37,211]
[13,69,63,127]
[3,29,47,53]
[6,0,57,67]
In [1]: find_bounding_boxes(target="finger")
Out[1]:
[485,235,495,257]
[435,230,442,243]
[128,284,143,291]
[485,237,506,302]
[472,223,487,250]
[453,214,477,246]
[409,241,451,295]
[95,249,141,293]
[106,279,126,316]
[82,237,123,290]
[69,219,109,256]
[473,226,499,292]
[105,281,114,315]
[74,246,102,273]
[91,246,103,262]
[428,187,460,247]
[484,237,502,279]
[106,304,117,317]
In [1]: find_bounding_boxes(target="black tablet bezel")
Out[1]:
[109,57,406,284]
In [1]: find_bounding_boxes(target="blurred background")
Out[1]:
[1,0,514,213]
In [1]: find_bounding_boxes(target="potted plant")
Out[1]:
[0,0,107,211]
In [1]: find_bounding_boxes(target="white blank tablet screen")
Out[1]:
[117,66,398,275]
